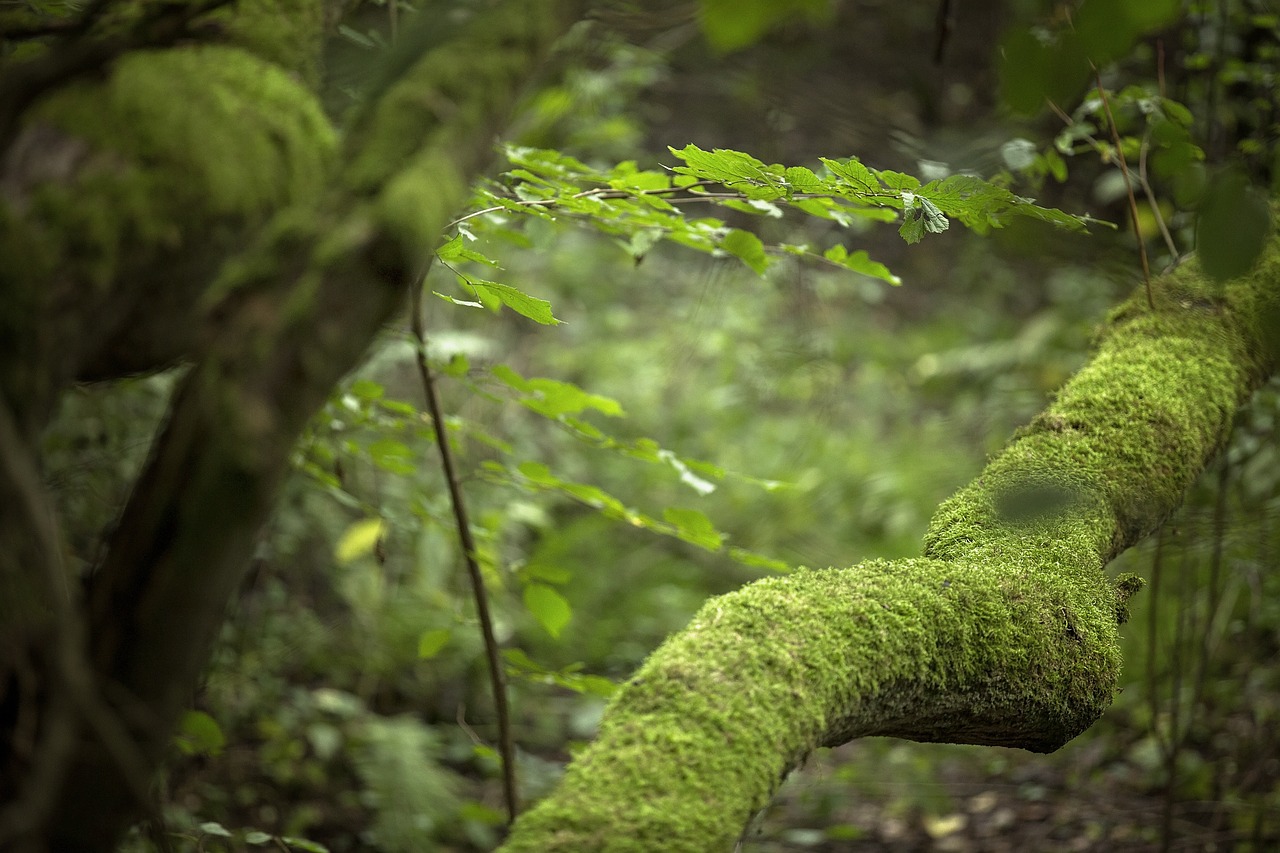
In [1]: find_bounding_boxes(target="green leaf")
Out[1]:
[1120,0,1182,29]
[350,379,384,400]
[367,438,416,474]
[335,518,385,565]
[279,837,331,853]
[720,229,770,274]
[524,583,572,638]
[899,196,949,244]
[669,145,779,189]
[436,234,501,267]
[245,831,273,845]
[468,280,561,325]
[494,366,625,418]
[663,507,725,551]
[177,711,225,757]
[1196,170,1270,282]
[783,165,825,192]
[698,0,831,53]
[199,822,233,838]
[459,802,507,825]
[999,27,1090,116]
[417,629,450,660]
[822,245,901,285]
[820,157,880,194]
[728,547,792,572]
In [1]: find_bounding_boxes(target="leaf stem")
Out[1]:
[1094,68,1154,309]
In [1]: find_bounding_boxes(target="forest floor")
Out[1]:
[749,737,1276,852]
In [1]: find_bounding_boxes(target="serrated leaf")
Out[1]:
[417,628,450,660]
[524,583,572,638]
[820,157,880,193]
[783,165,825,192]
[335,518,385,565]
[670,145,779,189]
[899,196,949,244]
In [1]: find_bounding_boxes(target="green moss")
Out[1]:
[502,235,1280,852]
[345,1,574,193]
[3,44,335,291]
[214,0,328,86]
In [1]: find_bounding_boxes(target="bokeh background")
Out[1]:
[36,1,1280,850]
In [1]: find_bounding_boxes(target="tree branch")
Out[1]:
[500,235,1280,852]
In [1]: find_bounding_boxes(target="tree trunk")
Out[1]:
[499,240,1280,852]
[0,3,578,850]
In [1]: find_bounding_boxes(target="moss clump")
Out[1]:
[214,0,329,86]
[3,45,335,291]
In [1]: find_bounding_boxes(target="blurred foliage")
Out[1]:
[26,0,1280,850]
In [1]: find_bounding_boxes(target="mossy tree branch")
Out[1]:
[499,238,1280,853]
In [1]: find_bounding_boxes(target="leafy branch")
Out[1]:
[408,283,519,825]
[444,144,1094,287]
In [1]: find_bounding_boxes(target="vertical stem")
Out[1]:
[1094,69,1154,309]
[409,283,519,822]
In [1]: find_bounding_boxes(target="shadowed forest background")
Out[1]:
[7,0,1280,850]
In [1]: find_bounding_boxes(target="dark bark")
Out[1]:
[0,2,580,849]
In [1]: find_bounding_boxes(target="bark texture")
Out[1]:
[0,2,580,850]
[499,240,1280,852]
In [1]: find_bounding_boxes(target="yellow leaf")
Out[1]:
[335,518,385,565]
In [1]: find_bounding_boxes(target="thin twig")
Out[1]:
[409,281,519,822]
[1094,68,1154,309]
[932,0,954,64]
[1136,134,1180,260]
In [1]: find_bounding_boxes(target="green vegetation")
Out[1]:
[2,1,1278,851]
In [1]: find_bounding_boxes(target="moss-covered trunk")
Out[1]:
[500,242,1280,852]
[0,3,579,850]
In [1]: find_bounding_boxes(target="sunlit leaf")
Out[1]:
[335,518,385,565]
[524,583,572,638]
[720,229,770,274]
[199,823,233,838]
[367,438,416,474]
[663,507,725,551]
[417,629,450,660]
